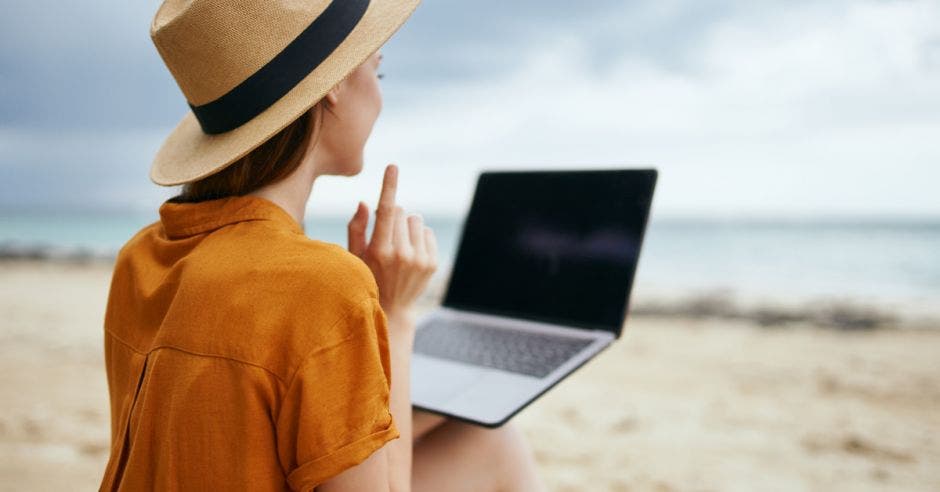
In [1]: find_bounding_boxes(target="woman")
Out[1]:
[100,0,545,490]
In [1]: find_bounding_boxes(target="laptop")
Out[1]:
[410,168,658,427]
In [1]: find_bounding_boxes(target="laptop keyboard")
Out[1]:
[414,319,595,378]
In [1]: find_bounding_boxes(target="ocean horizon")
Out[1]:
[2,210,939,326]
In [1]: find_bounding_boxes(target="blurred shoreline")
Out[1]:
[4,213,939,321]
[3,248,937,332]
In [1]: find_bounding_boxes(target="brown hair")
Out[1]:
[173,102,327,203]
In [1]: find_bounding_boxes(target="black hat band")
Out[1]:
[188,0,370,135]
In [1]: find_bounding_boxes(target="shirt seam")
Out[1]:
[105,328,289,387]
[282,295,380,391]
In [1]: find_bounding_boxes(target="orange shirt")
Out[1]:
[100,195,399,491]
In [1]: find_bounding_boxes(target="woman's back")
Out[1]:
[100,195,399,491]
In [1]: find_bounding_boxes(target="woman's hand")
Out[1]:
[347,163,438,327]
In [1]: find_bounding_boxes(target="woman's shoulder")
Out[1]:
[117,219,379,303]
[239,237,385,379]
[264,235,380,302]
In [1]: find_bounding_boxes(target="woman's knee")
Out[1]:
[447,420,521,451]
[483,422,530,457]
[412,419,544,492]
[451,422,540,479]
[417,419,531,468]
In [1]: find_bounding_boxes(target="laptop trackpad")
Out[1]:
[411,354,486,404]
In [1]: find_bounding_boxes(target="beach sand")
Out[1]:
[1,260,938,491]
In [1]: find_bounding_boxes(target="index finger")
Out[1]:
[372,163,398,245]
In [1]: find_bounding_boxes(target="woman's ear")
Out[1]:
[325,84,341,106]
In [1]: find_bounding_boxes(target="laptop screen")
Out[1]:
[442,169,657,336]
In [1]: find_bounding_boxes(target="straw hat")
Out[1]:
[148,0,421,186]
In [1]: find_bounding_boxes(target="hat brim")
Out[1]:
[150,0,421,186]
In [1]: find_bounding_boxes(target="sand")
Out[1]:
[1,260,938,491]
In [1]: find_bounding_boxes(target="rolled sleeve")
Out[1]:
[276,296,399,491]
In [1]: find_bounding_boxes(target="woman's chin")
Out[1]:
[343,159,366,176]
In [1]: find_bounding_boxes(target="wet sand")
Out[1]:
[1,260,938,491]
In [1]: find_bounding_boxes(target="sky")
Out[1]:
[1,0,938,218]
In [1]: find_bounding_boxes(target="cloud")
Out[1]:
[1,0,938,217]
[0,1,183,130]
[363,0,940,217]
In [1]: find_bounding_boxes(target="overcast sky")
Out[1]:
[1,0,938,217]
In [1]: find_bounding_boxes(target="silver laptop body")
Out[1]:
[411,168,658,427]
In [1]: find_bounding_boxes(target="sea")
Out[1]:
[2,211,938,324]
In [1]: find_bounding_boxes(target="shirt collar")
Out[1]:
[159,194,305,238]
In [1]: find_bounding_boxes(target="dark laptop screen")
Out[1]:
[442,169,657,335]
